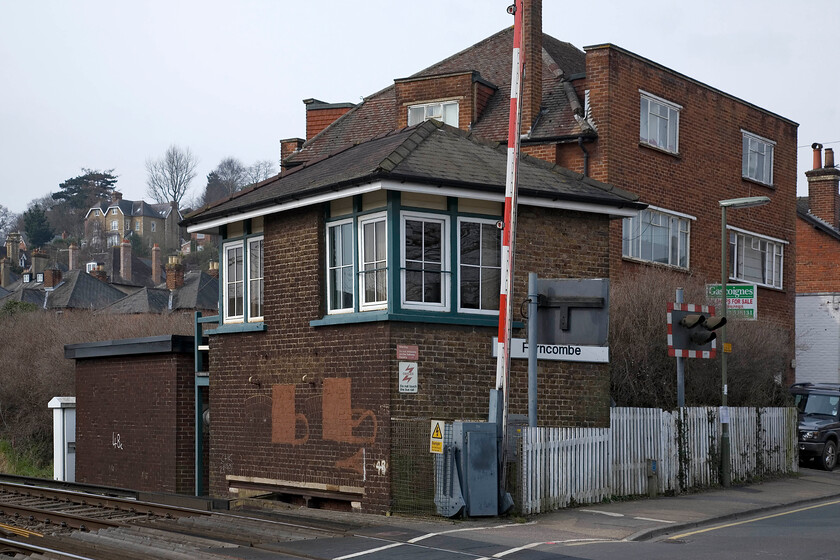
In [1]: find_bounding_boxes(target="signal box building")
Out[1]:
[183,121,643,512]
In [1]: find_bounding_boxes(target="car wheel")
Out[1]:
[821,441,837,471]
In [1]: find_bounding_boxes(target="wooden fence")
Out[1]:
[518,407,798,515]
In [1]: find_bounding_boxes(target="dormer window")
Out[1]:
[408,101,458,127]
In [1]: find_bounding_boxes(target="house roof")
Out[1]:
[797,196,840,242]
[284,28,588,168]
[85,198,181,221]
[182,120,643,230]
[98,270,219,314]
[0,269,126,310]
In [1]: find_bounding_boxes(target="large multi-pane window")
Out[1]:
[325,208,502,317]
[327,220,354,313]
[622,208,691,268]
[223,235,264,323]
[640,91,680,153]
[360,214,387,310]
[742,131,775,185]
[402,213,448,309]
[458,218,501,312]
[408,101,459,127]
[729,229,784,289]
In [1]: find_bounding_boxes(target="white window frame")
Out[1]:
[247,236,264,322]
[400,211,450,312]
[639,90,681,154]
[457,217,501,315]
[728,226,785,289]
[622,206,694,269]
[326,218,355,314]
[223,241,245,323]
[358,212,388,311]
[742,130,775,186]
[407,100,459,127]
[110,219,119,231]
[111,208,118,215]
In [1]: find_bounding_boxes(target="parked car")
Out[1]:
[790,383,840,471]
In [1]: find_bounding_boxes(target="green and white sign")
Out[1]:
[706,284,757,320]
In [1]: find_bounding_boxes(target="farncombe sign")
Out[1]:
[492,337,609,363]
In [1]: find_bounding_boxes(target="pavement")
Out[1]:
[240,466,840,549]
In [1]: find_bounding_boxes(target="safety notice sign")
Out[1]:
[429,420,444,454]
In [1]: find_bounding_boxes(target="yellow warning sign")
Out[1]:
[429,420,444,454]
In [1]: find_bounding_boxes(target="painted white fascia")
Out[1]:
[187,179,640,233]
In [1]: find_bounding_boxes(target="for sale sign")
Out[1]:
[706,284,757,320]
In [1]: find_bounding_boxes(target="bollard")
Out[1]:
[646,459,658,498]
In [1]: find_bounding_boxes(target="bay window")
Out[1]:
[401,213,448,310]
[223,235,264,323]
[360,214,387,310]
[458,218,501,312]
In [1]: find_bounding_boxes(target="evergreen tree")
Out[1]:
[22,204,55,248]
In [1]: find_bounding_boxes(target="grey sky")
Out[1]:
[1,1,836,216]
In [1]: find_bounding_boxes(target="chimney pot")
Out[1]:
[813,143,824,169]
[826,148,835,169]
[151,244,162,285]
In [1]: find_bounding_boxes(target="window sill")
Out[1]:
[622,256,689,272]
[638,142,681,159]
[312,311,520,329]
[741,176,775,190]
[206,322,267,335]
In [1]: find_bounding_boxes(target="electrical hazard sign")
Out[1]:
[398,361,418,393]
[429,420,444,454]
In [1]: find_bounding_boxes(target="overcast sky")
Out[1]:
[1,1,837,216]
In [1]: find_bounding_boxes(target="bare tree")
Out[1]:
[145,145,198,205]
[0,204,18,242]
[245,160,277,185]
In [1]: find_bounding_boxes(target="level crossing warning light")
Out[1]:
[667,302,726,359]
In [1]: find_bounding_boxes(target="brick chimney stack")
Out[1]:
[806,143,840,228]
[151,244,162,285]
[280,137,305,170]
[165,255,185,290]
[68,243,78,271]
[0,258,10,289]
[120,238,132,283]
[5,232,20,266]
[112,191,123,203]
[90,265,108,283]
[43,267,62,289]
[31,250,48,276]
[522,0,543,135]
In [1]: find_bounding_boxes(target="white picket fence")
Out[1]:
[518,407,798,515]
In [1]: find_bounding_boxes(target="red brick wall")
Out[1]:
[796,218,840,293]
[75,353,195,494]
[570,46,797,372]
[307,107,354,141]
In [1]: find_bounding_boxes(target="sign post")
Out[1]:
[706,284,757,320]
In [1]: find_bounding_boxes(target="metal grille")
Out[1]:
[389,418,441,516]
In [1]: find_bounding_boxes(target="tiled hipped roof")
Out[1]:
[284,29,588,168]
[183,120,642,227]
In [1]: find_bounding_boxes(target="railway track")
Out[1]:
[0,479,350,558]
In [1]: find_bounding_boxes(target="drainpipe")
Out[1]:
[578,136,590,177]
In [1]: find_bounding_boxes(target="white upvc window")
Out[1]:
[110,219,119,231]
[326,219,355,314]
[401,212,449,311]
[728,227,785,289]
[223,242,245,322]
[457,218,501,313]
[134,222,140,231]
[247,237,264,321]
[640,91,680,153]
[408,101,459,127]
[742,130,775,185]
[622,206,693,269]
[111,208,118,215]
[359,213,388,310]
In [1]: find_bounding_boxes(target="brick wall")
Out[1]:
[208,202,613,512]
[796,219,840,293]
[74,352,195,494]
[307,107,354,141]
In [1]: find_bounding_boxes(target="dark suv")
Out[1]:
[791,383,840,471]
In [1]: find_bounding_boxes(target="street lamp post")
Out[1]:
[718,196,770,487]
